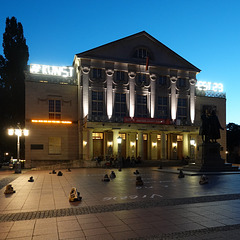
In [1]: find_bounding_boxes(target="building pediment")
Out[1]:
[75,31,200,72]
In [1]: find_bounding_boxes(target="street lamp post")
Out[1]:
[117,136,122,169]
[8,127,29,173]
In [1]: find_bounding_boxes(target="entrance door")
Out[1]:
[93,139,103,158]
[177,140,183,160]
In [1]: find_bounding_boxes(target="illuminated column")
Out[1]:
[113,129,119,158]
[137,131,143,158]
[81,67,90,118]
[128,72,136,118]
[151,133,157,160]
[150,74,156,118]
[183,133,189,157]
[170,77,178,121]
[161,132,166,160]
[82,130,88,160]
[189,79,197,123]
[106,69,114,119]
[129,133,136,158]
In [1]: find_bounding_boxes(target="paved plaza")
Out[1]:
[1,167,240,239]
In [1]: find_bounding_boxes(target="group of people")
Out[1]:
[94,155,142,168]
[200,109,224,143]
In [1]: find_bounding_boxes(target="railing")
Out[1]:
[196,89,226,98]
[87,115,201,127]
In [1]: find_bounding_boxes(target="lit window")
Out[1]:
[92,133,103,139]
[177,135,183,141]
[119,133,126,140]
[143,134,148,141]
[49,100,61,120]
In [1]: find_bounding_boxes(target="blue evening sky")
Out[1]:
[0,0,239,124]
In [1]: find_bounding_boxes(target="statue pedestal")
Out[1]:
[183,142,238,172]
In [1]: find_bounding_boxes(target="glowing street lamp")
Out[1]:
[8,126,29,173]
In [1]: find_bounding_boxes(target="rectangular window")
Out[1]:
[158,76,167,85]
[31,144,44,150]
[116,71,125,81]
[92,68,103,79]
[119,133,126,140]
[143,134,148,141]
[157,96,168,119]
[136,95,148,117]
[178,78,186,87]
[49,100,61,120]
[177,98,187,120]
[92,133,103,139]
[49,137,61,154]
[115,93,126,117]
[92,91,103,116]
[135,48,149,59]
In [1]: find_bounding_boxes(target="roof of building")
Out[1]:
[75,31,201,73]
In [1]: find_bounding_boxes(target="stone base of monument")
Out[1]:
[183,142,239,172]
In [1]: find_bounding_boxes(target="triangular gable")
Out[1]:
[75,31,200,72]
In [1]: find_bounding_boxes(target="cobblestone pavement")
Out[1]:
[0,167,240,239]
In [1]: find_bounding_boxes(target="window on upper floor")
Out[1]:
[134,48,149,59]
[136,94,148,118]
[115,93,126,117]
[177,98,187,120]
[49,99,61,120]
[158,75,167,86]
[136,73,148,86]
[177,78,187,88]
[92,68,103,80]
[92,91,103,116]
[116,71,125,81]
[157,96,168,119]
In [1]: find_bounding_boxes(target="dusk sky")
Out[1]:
[0,0,239,124]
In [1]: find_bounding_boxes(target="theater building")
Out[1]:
[25,31,226,168]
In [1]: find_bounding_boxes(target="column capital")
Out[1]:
[189,78,197,86]
[170,76,177,83]
[128,72,136,79]
[106,69,114,77]
[81,66,90,74]
[150,74,157,81]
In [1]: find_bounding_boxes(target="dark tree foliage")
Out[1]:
[0,17,29,158]
[226,123,240,163]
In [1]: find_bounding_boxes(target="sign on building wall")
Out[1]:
[30,64,74,78]
[196,81,223,93]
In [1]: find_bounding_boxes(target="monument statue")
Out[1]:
[200,109,224,143]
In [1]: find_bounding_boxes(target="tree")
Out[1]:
[0,16,29,158]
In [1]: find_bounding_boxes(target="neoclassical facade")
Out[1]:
[25,31,226,168]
